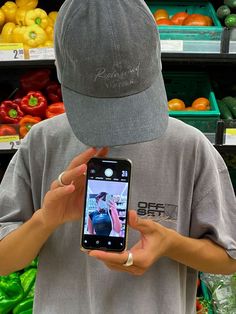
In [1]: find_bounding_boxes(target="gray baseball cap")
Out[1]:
[54,0,169,147]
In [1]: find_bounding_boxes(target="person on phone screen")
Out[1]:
[87,192,121,236]
[0,1,236,314]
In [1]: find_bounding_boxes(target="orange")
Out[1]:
[191,97,210,111]
[168,98,186,110]
[171,12,189,25]
[156,18,174,25]
[153,9,169,22]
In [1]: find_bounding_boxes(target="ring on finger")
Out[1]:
[122,251,133,267]
[58,171,67,187]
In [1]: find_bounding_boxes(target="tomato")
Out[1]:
[192,97,210,110]
[185,106,195,111]
[168,98,186,110]
[182,14,210,26]
[156,18,174,25]
[204,15,213,26]
[153,9,169,22]
[171,12,189,25]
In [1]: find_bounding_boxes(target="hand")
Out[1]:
[108,200,117,213]
[38,147,109,230]
[89,210,172,275]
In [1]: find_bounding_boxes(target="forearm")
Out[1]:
[110,211,121,233]
[166,229,236,275]
[0,209,56,275]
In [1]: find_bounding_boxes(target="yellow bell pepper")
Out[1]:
[1,22,16,42]
[15,8,27,26]
[25,8,48,29]
[0,8,5,28]
[23,24,47,47]
[45,24,54,41]
[12,25,26,43]
[48,11,58,24]
[15,0,38,10]
[39,40,53,48]
[1,1,17,23]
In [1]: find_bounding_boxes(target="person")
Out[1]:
[0,0,236,313]
[87,192,121,236]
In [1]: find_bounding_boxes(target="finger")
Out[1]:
[128,210,156,234]
[95,147,109,157]
[67,147,98,170]
[89,250,130,266]
[45,184,75,204]
[52,164,87,188]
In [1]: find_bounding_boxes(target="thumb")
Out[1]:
[128,210,154,234]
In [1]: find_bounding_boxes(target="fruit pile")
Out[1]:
[0,0,58,48]
[216,0,236,28]
[0,69,65,138]
[168,97,211,111]
[153,9,213,26]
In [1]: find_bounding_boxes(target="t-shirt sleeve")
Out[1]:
[190,138,236,259]
[0,142,35,240]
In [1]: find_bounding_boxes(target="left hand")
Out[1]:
[89,210,172,275]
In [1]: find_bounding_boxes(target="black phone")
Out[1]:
[80,157,132,252]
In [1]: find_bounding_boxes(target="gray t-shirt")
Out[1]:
[0,115,236,314]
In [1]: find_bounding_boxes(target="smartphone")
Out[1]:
[81,157,132,252]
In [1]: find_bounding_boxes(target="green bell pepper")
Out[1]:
[0,273,24,314]
[13,297,33,314]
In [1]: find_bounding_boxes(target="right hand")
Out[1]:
[38,147,109,230]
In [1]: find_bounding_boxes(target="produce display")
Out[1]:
[216,0,236,28]
[0,69,65,138]
[153,8,213,26]
[0,258,37,314]
[217,96,236,120]
[168,97,211,111]
[0,0,58,48]
[200,272,236,313]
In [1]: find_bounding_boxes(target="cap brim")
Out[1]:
[62,72,169,147]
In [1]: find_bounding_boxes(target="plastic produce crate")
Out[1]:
[146,1,223,40]
[163,71,220,133]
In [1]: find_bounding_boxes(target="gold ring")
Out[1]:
[123,251,133,267]
[58,171,67,187]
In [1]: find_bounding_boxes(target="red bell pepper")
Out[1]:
[19,115,41,138]
[45,81,62,103]
[0,100,24,124]
[0,125,17,136]
[20,69,51,92]
[46,102,65,119]
[20,91,47,118]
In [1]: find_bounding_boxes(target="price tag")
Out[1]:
[0,43,24,61]
[225,128,236,145]
[0,136,21,150]
[160,40,183,52]
[29,47,55,60]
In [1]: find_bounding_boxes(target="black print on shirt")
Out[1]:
[137,201,178,222]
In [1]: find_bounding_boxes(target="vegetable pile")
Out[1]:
[0,69,65,138]
[0,0,58,48]
[217,96,236,119]
[0,258,38,314]
[216,0,236,28]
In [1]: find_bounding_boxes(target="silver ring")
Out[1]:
[123,251,133,267]
[58,171,67,187]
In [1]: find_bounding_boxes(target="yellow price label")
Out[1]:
[226,129,236,135]
[0,43,24,61]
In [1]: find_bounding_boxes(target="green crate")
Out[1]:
[146,1,223,40]
[164,71,220,133]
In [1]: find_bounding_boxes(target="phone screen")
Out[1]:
[81,157,132,252]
